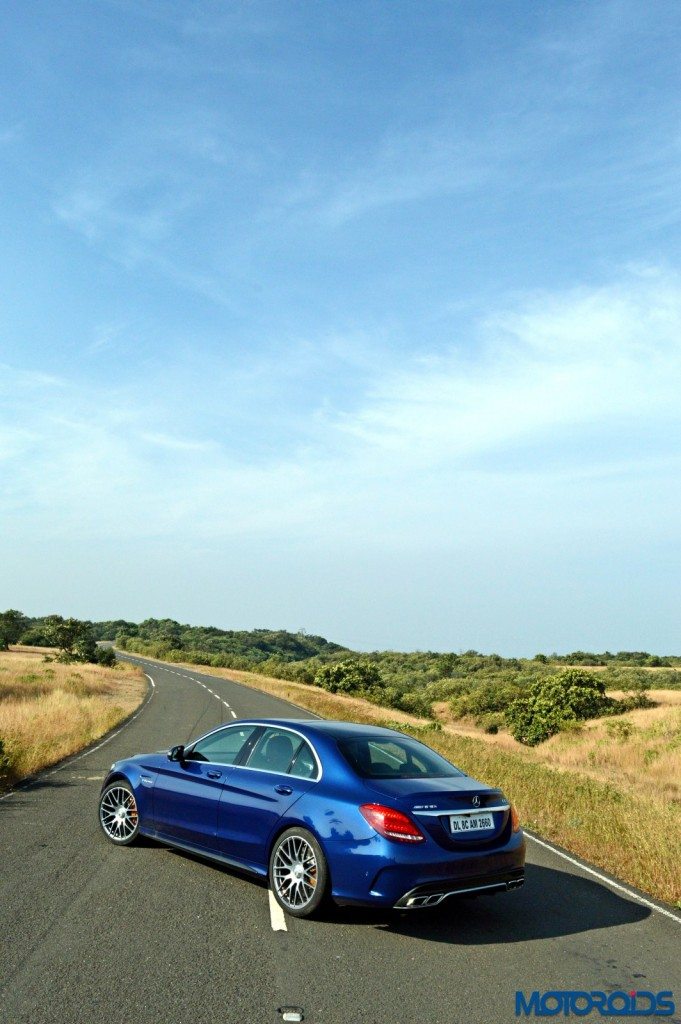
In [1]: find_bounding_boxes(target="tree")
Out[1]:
[506,668,615,746]
[44,615,97,662]
[0,609,27,650]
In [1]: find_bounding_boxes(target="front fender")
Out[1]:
[101,762,158,831]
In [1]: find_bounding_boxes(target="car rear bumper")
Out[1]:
[394,866,525,908]
[328,830,526,908]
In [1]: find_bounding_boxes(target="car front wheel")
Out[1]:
[99,781,140,845]
[269,827,328,918]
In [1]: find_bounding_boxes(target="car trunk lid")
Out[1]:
[365,777,511,851]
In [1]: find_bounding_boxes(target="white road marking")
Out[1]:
[526,832,681,925]
[268,889,287,931]
[230,710,237,718]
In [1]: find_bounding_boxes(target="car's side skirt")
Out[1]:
[139,827,268,878]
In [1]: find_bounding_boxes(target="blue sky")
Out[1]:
[1,0,680,653]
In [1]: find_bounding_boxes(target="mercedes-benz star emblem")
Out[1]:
[472,795,481,808]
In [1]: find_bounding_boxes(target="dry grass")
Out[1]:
[539,692,681,805]
[157,656,681,907]
[433,690,681,807]
[0,650,146,787]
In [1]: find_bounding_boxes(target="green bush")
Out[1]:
[618,690,654,711]
[399,690,434,718]
[480,712,505,734]
[94,646,117,667]
[451,680,524,719]
[314,660,382,694]
[605,719,635,741]
[364,685,402,709]
[506,669,616,746]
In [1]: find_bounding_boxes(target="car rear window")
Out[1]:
[338,736,463,779]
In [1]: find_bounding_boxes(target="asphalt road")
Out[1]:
[1,654,679,1024]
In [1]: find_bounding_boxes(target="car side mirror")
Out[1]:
[167,744,185,762]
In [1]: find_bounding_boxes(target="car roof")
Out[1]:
[235,718,403,740]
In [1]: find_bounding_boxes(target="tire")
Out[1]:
[98,780,140,846]
[269,827,329,919]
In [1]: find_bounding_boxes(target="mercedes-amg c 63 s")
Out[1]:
[99,719,525,918]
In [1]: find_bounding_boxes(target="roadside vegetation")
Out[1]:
[0,649,145,789]
[138,655,681,907]
[113,625,679,748]
[6,611,680,903]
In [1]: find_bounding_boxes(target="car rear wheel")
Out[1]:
[269,827,328,918]
[99,781,140,845]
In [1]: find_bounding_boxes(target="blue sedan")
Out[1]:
[98,719,525,918]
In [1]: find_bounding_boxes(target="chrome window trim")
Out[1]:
[413,803,509,816]
[185,723,322,782]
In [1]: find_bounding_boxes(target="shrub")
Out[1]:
[365,685,402,709]
[94,646,117,667]
[399,690,434,718]
[449,680,524,722]
[480,712,505,734]
[606,720,635,741]
[506,669,616,746]
[619,690,654,711]
[314,660,382,694]
[615,674,653,711]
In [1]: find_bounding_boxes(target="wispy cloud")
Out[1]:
[2,269,679,546]
[51,105,260,275]
[341,270,681,467]
[306,128,493,228]
[140,431,218,453]
[87,322,128,355]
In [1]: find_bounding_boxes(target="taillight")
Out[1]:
[359,803,425,843]
[511,805,520,832]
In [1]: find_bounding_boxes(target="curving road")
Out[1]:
[1,654,679,1024]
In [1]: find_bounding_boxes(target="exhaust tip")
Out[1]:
[406,892,445,907]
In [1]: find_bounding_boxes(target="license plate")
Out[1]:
[449,812,494,834]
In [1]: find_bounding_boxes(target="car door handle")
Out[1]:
[274,784,293,795]
[206,770,222,779]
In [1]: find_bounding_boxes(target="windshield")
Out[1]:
[338,735,464,780]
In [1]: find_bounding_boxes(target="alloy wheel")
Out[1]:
[99,785,139,842]
[272,834,318,910]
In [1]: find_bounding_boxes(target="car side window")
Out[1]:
[186,726,257,764]
[245,728,298,774]
[288,740,318,780]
